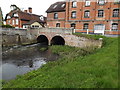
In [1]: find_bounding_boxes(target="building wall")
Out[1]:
[47,1,120,35]
[6,17,21,28]
[47,12,66,28]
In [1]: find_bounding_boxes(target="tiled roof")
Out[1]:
[5,9,46,23]
[46,2,66,13]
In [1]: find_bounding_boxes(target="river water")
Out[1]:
[0,44,58,80]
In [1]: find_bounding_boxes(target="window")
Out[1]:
[98,10,104,17]
[40,16,44,21]
[16,19,18,25]
[14,13,18,17]
[61,4,65,7]
[7,16,11,19]
[12,19,15,25]
[98,0,105,5]
[114,0,120,3]
[53,5,57,9]
[94,24,105,30]
[111,23,118,30]
[8,20,10,24]
[71,23,76,29]
[113,9,119,17]
[83,23,89,30]
[94,24,105,34]
[85,0,91,6]
[56,23,60,27]
[72,1,77,8]
[54,13,58,19]
[84,10,90,18]
[71,11,76,18]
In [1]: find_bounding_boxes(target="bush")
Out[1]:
[2,24,15,28]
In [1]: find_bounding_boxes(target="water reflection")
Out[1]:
[1,44,58,80]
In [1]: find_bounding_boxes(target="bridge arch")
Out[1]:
[51,36,65,45]
[37,35,49,45]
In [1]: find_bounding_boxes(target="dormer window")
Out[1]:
[98,0,106,5]
[13,13,18,17]
[40,16,44,21]
[7,16,11,19]
[53,5,57,9]
[72,1,77,8]
[61,4,65,8]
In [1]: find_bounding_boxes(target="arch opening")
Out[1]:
[37,35,49,45]
[51,36,65,45]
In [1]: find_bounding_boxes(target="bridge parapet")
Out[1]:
[1,28,27,35]
[32,28,73,35]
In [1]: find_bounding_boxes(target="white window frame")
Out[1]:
[85,0,91,6]
[71,11,76,18]
[16,19,19,25]
[111,23,118,30]
[72,1,77,8]
[98,10,104,17]
[12,19,15,25]
[98,0,106,5]
[14,13,18,17]
[7,16,11,19]
[53,5,57,9]
[54,13,58,19]
[94,24,105,34]
[113,9,119,17]
[84,10,90,18]
[83,23,89,30]
[61,4,65,8]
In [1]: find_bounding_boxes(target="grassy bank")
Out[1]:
[3,35,118,88]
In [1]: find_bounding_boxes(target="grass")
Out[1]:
[2,34,118,88]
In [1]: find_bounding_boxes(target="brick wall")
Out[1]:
[47,12,66,28]
[47,1,120,35]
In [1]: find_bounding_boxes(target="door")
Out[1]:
[94,24,105,35]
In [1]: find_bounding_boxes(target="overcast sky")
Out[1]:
[0,0,65,18]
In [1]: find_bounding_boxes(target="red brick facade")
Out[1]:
[47,1,120,35]
[5,7,46,29]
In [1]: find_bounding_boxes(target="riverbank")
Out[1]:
[3,35,118,88]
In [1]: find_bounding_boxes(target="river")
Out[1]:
[0,44,59,80]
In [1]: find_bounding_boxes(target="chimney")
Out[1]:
[28,7,32,13]
[24,10,27,13]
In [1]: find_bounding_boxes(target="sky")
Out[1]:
[0,0,65,18]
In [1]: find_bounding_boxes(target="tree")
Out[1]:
[0,7,3,26]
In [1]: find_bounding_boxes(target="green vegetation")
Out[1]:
[39,47,48,51]
[2,24,15,28]
[3,35,118,88]
[73,33,105,40]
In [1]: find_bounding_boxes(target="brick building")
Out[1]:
[5,5,46,29]
[46,0,120,35]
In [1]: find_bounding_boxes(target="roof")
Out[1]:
[46,1,66,13]
[5,9,46,23]
[22,20,44,27]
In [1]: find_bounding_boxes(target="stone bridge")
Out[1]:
[1,28,102,48]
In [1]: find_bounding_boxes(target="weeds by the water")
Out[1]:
[3,35,118,88]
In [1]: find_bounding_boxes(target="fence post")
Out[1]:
[87,29,89,34]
